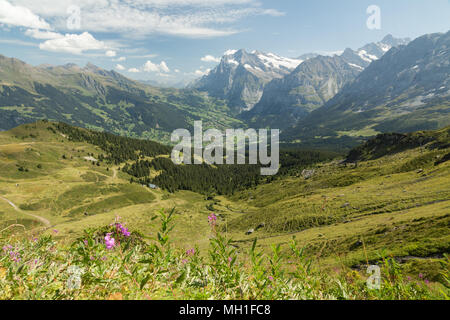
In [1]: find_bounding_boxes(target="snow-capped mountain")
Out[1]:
[190,49,304,113]
[241,35,411,129]
[341,34,411,70]
[241,54,361,129]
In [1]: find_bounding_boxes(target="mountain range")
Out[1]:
[191,35,411,124]
[283,31,450,146]
[0,31,448,150]
[239,35,411,129]
[0,56,242,143]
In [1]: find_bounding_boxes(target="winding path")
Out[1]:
[0,196,51,227]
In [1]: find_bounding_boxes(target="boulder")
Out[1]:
[301,169,315,179]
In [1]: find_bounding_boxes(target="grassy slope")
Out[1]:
[222,141,449,277]
[0,122,218,249]
[0,122,449,281]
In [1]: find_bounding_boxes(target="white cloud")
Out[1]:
[128,53,158,59]
[201,55,220,63]
[114,56,126,62]
[0,0,51,30]
[128,68,140,73]
[159,61,170,73]
[105,50,116,57]
[7,0,283,38]
[195,68,211,76]
[25,28,62,39]
[0,38,36,46]
[39,32,107,55]
[143,60,170,73]
[115,64,125,70]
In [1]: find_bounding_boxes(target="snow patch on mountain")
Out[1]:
[256,53,303,70]
[357,50,378,63]
[348,63,364,70]
[224,49,238,56]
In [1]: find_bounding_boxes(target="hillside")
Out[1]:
[0,122,449,299]
[0,55,243,143]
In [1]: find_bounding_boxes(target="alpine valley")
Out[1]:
[0,29,449,300]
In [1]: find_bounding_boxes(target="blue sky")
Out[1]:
[0,0,449,85]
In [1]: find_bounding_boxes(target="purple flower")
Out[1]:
[182,259,188,264]
[407,276,411,281]
[228,257,232,263]
[9,251,21,263]
[425,279,430,285]
[2,244,12,252]
[268,276,274,281]
[115,223,131,237]
[186,248,195,256]
[121,228,131,237]
[419,273,424,279]
[208,213,217,227]
[104,233,116,250]
[83,240,88,246]
[52,229,59,234]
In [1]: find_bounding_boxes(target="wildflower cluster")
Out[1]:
[115,223,131,237]
[2,245,21,263]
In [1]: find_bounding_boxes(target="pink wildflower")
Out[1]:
[115,223,131,237]
[9,251,21,263]
[208,213,217,226]
[104,233,116,250]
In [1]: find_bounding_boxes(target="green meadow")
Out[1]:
[0,121,449,299]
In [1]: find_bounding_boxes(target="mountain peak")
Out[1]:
[223,49,239,56]
[84,62,101,71]
[381,34,395,43]
[380,34,411,47]
[83,63,115,77]
[62,63,80,70]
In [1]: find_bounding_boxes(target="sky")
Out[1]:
[0,0,449,85]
